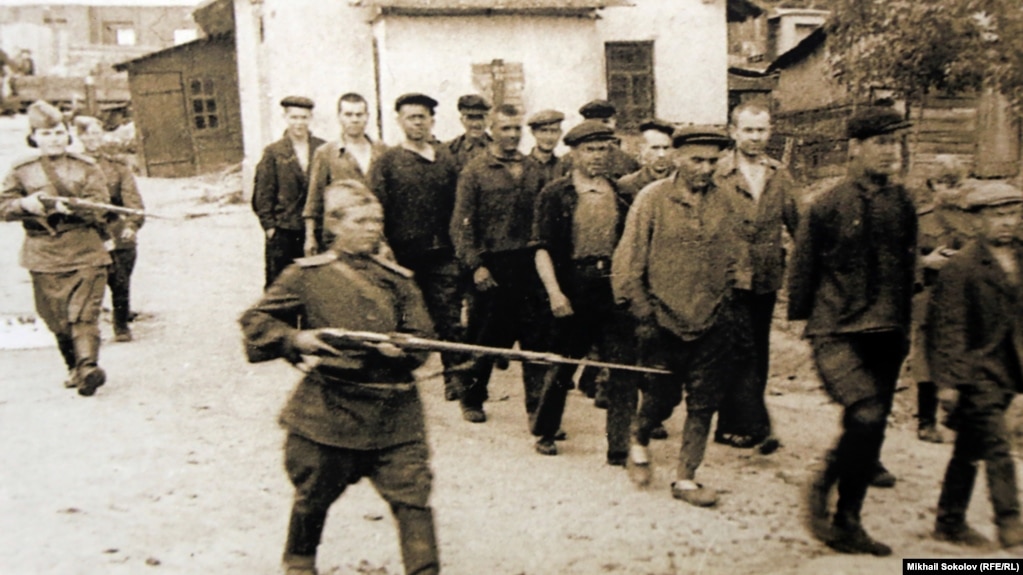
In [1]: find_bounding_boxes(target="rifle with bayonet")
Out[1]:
[316,329,672,375]
[38,195,168,220]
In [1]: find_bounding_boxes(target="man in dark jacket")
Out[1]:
[252,96,325,288]
[928,180,1023,550]
[240,180,439,575]
[788,106,917,556]
[450,104,551,424]
[446,94,492,174]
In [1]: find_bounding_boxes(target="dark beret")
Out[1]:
[671,125,731,148]
[527,109,565,128]
[638,118,675,138]
[457,94,491,112]
[280,96,315,110]
[395,93,439,112]
[846,107,913,140]
[563,120,616,147]
[578,99,616,120]
[962,179,1023,211]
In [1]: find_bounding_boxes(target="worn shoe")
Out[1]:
[63,370,78,389]
[757,435,782,455]
[934,523,991,547]
[715,433,758,448]
[606,451,627,467]
[826,523,892,556]
[461,404,486,423]
[627,444,652,487]
[870,463,897,488]
[649,425,668,440]
[671,480,719,507]
[998,519,1023,548]
[535,438,558,456]
[77,367,106,397]
[553,429,568,441]
[444,387,460,401]
[918,425,944,444]
[806,469,838,542]
[114,328,133,343]
[284,567,317,575]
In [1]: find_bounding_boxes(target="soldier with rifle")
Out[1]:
[0,100,111,396]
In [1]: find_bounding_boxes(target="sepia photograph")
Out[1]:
[1,0,1023,573]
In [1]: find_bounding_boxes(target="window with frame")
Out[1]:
[189,78,220,130]
[605,42,655,131]
[103,21,136,46]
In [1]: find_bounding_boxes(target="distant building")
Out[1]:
[0,2,200,76]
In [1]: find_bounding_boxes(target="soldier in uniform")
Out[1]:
[446,94,492,174]
[1,100,112,396]
[789,107,917,556]
[910,157,971,443]
[526,109,564,182]
[531,121,638,462]
[370,93,468,403]
[712,102,798,454]
[252,96,326,287]
[928,180,1023,550]
[614,126,752,506]
[74,115,146,342]
[617,118,675,202]
[450,104,552,424]
[240,180,440,575]
[302,93,384,256]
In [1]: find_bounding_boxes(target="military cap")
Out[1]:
[280,96,315,110]
[527,109,565,128]
[846,106,913,140]
[563,120,616,147]
[323,179,381,216]
[395,93,438,112]
[27,100,65,130]
[457,94,491,113]
[579,99,616,120]
[962,179,1023,211]
[638,118,675,138]
[671,125,731,149]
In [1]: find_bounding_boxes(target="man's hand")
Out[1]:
[291,329,344,356]
[265,228,276,241]
[548,291,574,318]
[303,237,318,257]
[922,245,955,270]
[473,266,499,291]
[19,192,47,216]
[120,227,137,242]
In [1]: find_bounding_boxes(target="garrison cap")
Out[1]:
[563,120,616,147]
[395,93,438,112]
[671,125,731,149]
[280,96,315,110]
[846,106,913,140]
[578,99,616,120]
[27,100,65,130]
[527,109,565,128]
[457,94,491,113]
[962,179,1023,211]
[323,179,381,216]
[638,118,675,138]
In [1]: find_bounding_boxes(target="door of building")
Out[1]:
[134,72,194,177]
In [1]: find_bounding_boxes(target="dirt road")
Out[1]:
[0,114,1019,574]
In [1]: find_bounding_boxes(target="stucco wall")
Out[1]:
[773,46,846,113]
[375,14,601,146]
[598,0,728,125]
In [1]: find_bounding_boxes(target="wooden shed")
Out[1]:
[114,33,243,178]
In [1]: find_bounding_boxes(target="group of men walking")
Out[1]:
[241,90,1023,574]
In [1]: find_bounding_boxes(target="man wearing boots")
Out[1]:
[928,180,1023,550]
[788,106,917,555]
[240,180,440,575]
[1,100,111,397]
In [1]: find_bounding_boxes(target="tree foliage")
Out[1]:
[826,0,1023,113]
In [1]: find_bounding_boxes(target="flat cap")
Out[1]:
[579,99,616,120]
[671,125,731,148]
[563,120,616,147]
[962,179,1023,210]
[395,93,438,112]
[527,109,565,128]
[457,94,491,113]
[846,106,912,140]
[27,100,65,130]
[280,96,315,110]
[638,118,675,138]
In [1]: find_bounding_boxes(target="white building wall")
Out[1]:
[598,0,729,126]
[374,14,601,146]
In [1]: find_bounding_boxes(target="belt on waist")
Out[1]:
[572,256,612,270]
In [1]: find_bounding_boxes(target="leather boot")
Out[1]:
[807,450,840,542]
[936,457,977,533]
[988,458,1023,548]
[828,511,892,556]
[56,335,77,388]
[73,333,105,397]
